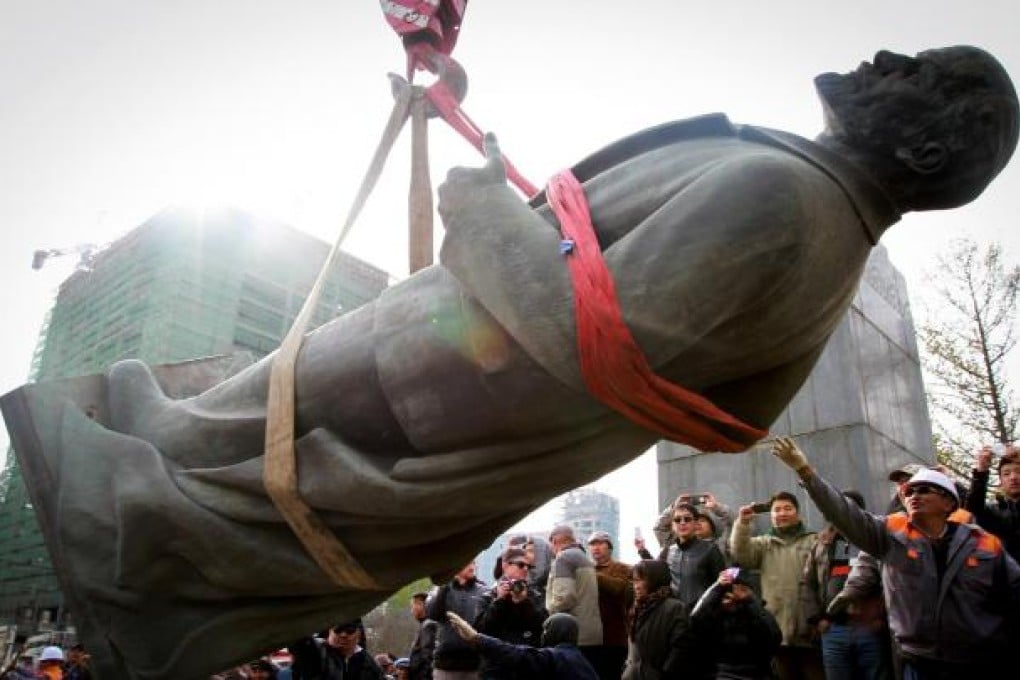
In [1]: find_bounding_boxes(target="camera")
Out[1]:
[750,501,771,514]
[502,577,528,595]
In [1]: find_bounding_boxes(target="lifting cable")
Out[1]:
[263,2,766,590]
[262,1,537,590]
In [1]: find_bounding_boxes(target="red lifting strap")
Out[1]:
[545,170,769,453]
[381,0,468,80]
[425,79,539,198]
[382,1,539,198]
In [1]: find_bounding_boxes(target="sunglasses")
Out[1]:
[508,561,532,570]
[902,483,950,499]
[672,516,695,524]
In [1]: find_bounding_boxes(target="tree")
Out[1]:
[918,239,1018,474]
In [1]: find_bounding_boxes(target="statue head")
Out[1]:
[815,46,1018,211]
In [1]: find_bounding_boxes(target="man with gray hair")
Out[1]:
[546,526,603,668]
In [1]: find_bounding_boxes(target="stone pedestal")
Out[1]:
[657,245,934,526]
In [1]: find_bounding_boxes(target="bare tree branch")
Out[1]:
[919,239,1018,470]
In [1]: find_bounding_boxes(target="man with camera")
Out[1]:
[474,547,548,679]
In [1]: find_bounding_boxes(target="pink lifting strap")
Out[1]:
[545,169,768,453]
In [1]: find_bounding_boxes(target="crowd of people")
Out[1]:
[147,441,1016,680]
[0,443,1016,680]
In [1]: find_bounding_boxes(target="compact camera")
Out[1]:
[502,577,528,595]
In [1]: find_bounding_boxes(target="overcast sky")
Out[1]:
[1,1,1018,562]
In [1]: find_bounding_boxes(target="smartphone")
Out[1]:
[993,442,1007,457]
[751,501,772,514]
[634,526,643,540]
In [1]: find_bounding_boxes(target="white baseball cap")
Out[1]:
[904,469,959,505]
[39,646,64,662]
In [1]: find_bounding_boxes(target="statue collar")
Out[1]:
[738,124,902,245]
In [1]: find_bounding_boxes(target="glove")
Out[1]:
[771,436,810,473]
[446,612,479,642]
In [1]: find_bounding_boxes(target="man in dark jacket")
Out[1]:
[289,619,386,680]
[427,562,488,679]
[475,547,548,679]
[447,611,598,680]
[967,445,1020,562]
[408,592,437,680]
[691,567,782,680]
[661,503,726,609]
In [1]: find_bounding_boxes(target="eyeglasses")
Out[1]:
[508,561,532,570]
[672,516,695,524]
[902,483,949,499]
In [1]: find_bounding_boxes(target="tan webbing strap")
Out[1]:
[263,78,415,590]
[408,89,434,273]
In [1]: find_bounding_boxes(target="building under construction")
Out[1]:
[0,205,389,637]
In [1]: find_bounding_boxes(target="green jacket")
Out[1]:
[729,520,817,647]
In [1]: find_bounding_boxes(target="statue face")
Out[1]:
[816,46,1019,210]
[815,49,941,148]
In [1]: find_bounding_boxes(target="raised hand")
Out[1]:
[771,436,810,472]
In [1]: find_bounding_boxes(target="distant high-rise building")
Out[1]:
[558,488,620,552]
[0,205,388,633]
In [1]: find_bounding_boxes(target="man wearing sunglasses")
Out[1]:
[289,619,386,680]
[475,548,548,680]
[772,437,1020,680]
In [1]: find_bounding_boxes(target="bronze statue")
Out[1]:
[2,46,1016,679]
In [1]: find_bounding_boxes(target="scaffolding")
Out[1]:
[0,206,389,631]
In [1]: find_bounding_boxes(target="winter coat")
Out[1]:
[966,468,1020,563]
[691,582,783,680]
[475,585,547,679]
[729,519,817,647]
[801,525,889,640]
[804,472,1020,664]
[475,636,598,680]
[546,545,603,646]
[427,577,489,671]
[658,538,727,609]
[622,597,695,680]
[408,618,437,680]
[594,559,634,647]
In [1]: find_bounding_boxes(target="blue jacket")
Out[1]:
[475,636,598,680]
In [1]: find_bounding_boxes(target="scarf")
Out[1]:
[629,585,674,639]
[769,521,807,539]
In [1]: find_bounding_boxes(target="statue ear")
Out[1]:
[895,142,948,174]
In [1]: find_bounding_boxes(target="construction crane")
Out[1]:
[31,243,99,271]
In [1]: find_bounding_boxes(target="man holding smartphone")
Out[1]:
[966,443,1020,563]
[730,492,822,680]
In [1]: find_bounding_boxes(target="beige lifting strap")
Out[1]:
[263,77,435,590]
